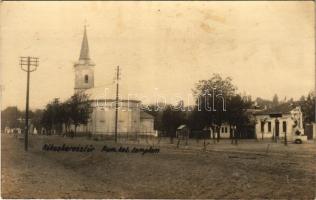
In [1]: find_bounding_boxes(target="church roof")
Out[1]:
[79,26,90,61]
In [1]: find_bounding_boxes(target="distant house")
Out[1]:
[254,104,305,140]
[176,125,190,138]
[208,123,231,139]
[4,127,22,134]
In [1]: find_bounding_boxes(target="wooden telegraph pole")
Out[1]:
[114,66,120,143]
[20,56,39,151]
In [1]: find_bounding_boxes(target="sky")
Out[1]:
[0,1,315,110]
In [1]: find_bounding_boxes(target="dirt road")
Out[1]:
[1,134,316,198]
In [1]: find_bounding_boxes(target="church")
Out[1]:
[73,26,155,136]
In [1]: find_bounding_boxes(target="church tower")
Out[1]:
[74,26,95,93]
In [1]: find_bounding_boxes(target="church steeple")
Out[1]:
[74,25,95,93]
[79,25,90,60]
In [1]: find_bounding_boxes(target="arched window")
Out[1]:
[84,75,89,83]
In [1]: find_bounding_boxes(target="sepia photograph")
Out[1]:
[0,1,315,199]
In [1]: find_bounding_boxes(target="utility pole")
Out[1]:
[20,56,39,151]
[114,66,120,143]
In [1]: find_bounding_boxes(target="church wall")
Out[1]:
[119,100,140,133]
[90,100,140,135]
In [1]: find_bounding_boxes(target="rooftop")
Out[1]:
[140,111,154,119]
[254,103,297,115]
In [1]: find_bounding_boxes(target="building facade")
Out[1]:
[208,123,231,139]
[254,104,305,140]
[73,26,155,136]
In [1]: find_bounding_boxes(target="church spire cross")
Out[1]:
[79,25,90,60]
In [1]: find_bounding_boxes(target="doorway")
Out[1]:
[275,120,280,137]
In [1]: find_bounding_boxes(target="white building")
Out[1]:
[254,104,305,140]
[72,26,155,136]
[208,123,231,139]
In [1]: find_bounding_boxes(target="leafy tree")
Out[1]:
[66,93,92,135]
[299,91,315,123]
[1,106,22,130]
[187,106,209,130]
[29,109,44,131]
[41,98,63,133]
[226,94,252,143]
[161,103,186,143]
[192,74,236,141]
[192,73,251,141]
[59,101,72,133]
[287,97,294,104]
[41,93,92,135]
[272,94,279,107]
[255,97,273,109]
